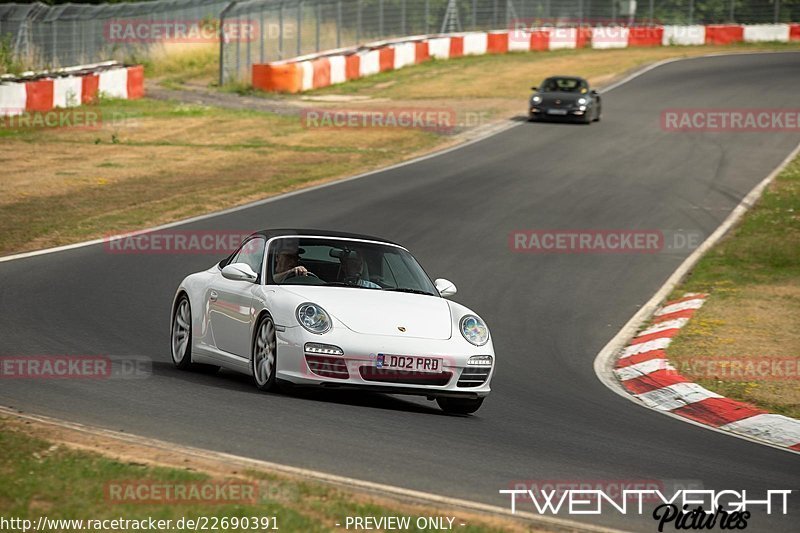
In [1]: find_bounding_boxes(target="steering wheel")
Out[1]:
[283,269,319,280]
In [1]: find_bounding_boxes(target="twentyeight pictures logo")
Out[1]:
[500,488,792,530]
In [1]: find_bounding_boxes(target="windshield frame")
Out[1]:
[264,235,439,296]
[540,77,587,93]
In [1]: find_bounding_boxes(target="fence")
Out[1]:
[1,0,798,83]
[0,1,230,73]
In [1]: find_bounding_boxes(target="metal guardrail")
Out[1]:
[1,0,797,83]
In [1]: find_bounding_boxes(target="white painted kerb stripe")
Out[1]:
[637,318,689,337]
[654,298,705,316]
[621,337,672,358]
[635,382,721,411]
[720,414,800,448]
[614,358,673,381]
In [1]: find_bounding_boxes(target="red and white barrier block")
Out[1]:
[614,294,800,451]
[253,23,800,94]
[0,64,144,117]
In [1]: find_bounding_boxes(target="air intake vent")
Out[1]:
[305,355,349,379]
[457,367,490,387]
[359,367,452,386]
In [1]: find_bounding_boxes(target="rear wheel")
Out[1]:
[252,314,279,391]
[171,296,219,373]
[437,397,484,415]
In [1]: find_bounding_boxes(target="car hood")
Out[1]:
[281,285,453,340]
[536,91,583,105]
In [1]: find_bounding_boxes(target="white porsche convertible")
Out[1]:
[170,230,494,414]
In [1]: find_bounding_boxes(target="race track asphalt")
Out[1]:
[1,52,799,531]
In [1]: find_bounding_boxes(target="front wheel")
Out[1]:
[252,314,279,391]
[437,397,484,415]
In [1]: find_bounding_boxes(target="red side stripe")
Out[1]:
[663,294,707,307]
[615,350,667,369]
[622,369,687,394]
[629,328,679,345]
[672,398,765,427]
[790,443,800,451]
[653,309,697,323]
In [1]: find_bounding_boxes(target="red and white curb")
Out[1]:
[614,293,800,451]
[0,62,144,117]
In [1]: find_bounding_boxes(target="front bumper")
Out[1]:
[274,325,495,399]
[529,105,589,120]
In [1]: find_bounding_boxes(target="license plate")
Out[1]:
[547,109,568,115]
[376,354,441,373]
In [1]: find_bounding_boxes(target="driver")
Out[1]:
[273,240,311,282]
[341,251,380,289]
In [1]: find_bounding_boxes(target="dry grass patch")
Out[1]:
[666,156,800,418]
[2,43,799,256]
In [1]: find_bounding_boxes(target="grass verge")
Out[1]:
[0,415,539,533]
[665,155,800,418]
[1,43,798,257]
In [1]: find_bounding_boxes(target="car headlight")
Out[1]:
[460,315,489,346]
[577,97,587,105]
[531,95,542,104]
[296,303,331,334]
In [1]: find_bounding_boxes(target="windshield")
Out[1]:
[541,78,586,93]
[268,237,438,296]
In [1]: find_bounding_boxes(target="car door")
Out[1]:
[207,236,266,359]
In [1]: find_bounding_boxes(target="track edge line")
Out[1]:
[0,406,626,533]
[592,140,800,456]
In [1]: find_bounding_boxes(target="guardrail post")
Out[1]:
[297,0,302,56]
[259,5,265,63]
[279,1,284,59]
[401,0,406,36]
[315,0,320,52]
[379,0,384,37]
[336,0,342,48]
[356,0,362,44]
[219,1,238,87]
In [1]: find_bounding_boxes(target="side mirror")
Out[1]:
[434,278,457,298]
[221,262,258,282]
[530,86,538,91]
[590,89,598,95]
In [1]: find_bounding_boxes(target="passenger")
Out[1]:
[340,251,380,289]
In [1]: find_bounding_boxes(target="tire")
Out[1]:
[171,295,194,370]
[436,397,484,415]
[594,105,602,122]
[252,314,279,391]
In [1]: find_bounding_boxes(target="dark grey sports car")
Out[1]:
[528,76,601,124]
